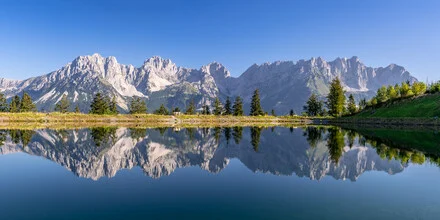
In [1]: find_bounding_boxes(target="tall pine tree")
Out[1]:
[129,97,147,114]
[20,92,36,112]
[108,95,118,115]
[224,96,232,115]
[347,94,357,115]
[55,94,70,113]
[185,100,196,115]
[303,93,323,116]
[213,97,223,115]
[89,93,108,114]
[0,92,8,112]
[232,96,244,116]
[326,78,345,117]
[9,95,20,113]
[154,104,169,115]
[250,89,264,116]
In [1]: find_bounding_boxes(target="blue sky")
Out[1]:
[1,0,439,81]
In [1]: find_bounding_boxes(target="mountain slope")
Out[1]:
[0,54,416,113]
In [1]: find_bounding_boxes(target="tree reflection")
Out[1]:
[91,127,117,147]
[129,128,147,140]
[224,127,231,145]
[327,127,345,164]
[303,126,324,148]
[0,130,6,147]
[233,127,243,144]
[8,130,35,147]
[213,127,222,143]
[186,128,195,140]
[250,127,263,152]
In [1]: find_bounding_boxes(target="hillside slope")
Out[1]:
[354,93,440,118]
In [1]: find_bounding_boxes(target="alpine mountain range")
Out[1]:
[0,53,417,113]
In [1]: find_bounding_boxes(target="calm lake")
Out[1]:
[0,126,439,219]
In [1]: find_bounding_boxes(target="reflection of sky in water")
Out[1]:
[0,127,439,219]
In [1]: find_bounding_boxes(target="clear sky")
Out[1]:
[1,0,439,81]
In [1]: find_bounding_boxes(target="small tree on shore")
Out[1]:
[304,93,324,116]
[289,109,295,116]
[201,105,211,115]
[90,93,109,114]
[20,92,36,112]
[155,104,169,115]
[0,92,8,112]
[185,100,196,115]
[347,94,357,115]
[250,89,264,116]
[108,95,118,115]
[213,97,223,115]
[75,104,81,113]
[232,96,244,116]
[55,94,70,113]
[129,97,147,114]
[224,96,232,115]
[271,109,276,116]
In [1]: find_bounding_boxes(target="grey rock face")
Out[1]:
[0,54,416,113]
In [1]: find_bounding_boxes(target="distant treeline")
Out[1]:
[0,89,298,117]
[302,78,440,117]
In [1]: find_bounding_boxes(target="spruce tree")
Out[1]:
[224,96,232,115]
[75,104,81,113]
[326,77,345,117]
[55,94,70,113]
[90,93,108,114]
[271,109,276,116]
[108,95,118,114]
[304,93,323,116]
[289,109,295,116]
[10,95,21,113]
[155,104,169,115]
[20,92,36,112]
[213,97,223,115]
[250,89,264,116]
[185,100,196,115]
[232,96,244,116]
[347,94,357,115]
[0,92,8,112]
[129,97,147,114]
[201,105,210,115]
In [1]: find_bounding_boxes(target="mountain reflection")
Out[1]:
[0,126,438,181]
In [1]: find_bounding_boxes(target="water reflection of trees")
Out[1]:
[91,127,117,147]
[8,130,35,147]
[250,127,263,152]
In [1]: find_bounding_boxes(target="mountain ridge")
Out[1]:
[0,54,417,113]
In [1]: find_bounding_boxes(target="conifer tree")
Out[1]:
[90,93,108,114]
[201,105,210,115]
[250,89,264,116]
[376,86,388,103]
[0,92,8,112]
[271,109,276,116]
[232,96,244,116]
[213,97,223,115]
[129,97,147,114]
[155,104,169,115]
[304,93,323,116]
[347,94,357,115]
[108,95,118,114]
[224,96,232,115]
[326,77,345,117]
[289,109,295,116]
[55,94,70,113]
[358,98,367,110]
[20,92,36,112]
[75,104,81,113]
[185,100,196,115]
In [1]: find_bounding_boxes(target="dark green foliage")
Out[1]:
[326,77,345,117]
[90,127,117,147]
[75,104,80,113]
[8,129,35,147]
[213,97,223,115]
[429,81,440,93]
[289,109,295,116]
[327,127,345,163]
[213,127,222,143]
[129,97,147,114]
[89,93,109,114]
[108,96,118,115]
[20,92,36,112]
[232,126,243,144]
[201,105,211,115]
[55,94,70,113]
[223,127,231,145]
[250,126,262,151]
[232,96,244,116]
[10,95,21,113]
[173,107,180,113]
[185,100,196,115]
[154,104,169,115]
[347,94,357,115]
[129,128,147,140]
[0,93,8,112]
[224,97,232,115]
[358,98,367,110]
[303,93,324,116]
[303,126,323,148]
[250,89,264,116]
[271,109,276,116]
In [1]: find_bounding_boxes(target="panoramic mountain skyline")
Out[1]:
[0,53,416,113]
[1,0,439,82]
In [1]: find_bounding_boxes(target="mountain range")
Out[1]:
[0,54,417,113]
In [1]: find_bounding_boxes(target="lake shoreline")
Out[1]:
[330,117,440,127]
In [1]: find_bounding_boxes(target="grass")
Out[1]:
[354,93,440,118]
[0,112,323,129]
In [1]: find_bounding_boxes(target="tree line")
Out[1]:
[303,78,440,117]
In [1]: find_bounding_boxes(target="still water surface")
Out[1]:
[0,126,439,219]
